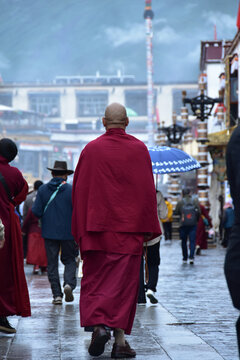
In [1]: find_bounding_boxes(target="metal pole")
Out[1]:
[144,1,155,146]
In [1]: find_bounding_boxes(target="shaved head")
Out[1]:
[103,103,128,127]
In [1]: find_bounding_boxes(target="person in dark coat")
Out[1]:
[222,202,234,248]
[224,125,240,356]
[174,189,200,264]
[32,161,77,305]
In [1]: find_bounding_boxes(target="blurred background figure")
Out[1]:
[22,180,47,274]
[222,202,235,248]
[195,204,212,255]
[174,189,200,265]
[218,195,224,244]
[138,189,168,305]
[162,197,173,244]
[22,180,43,258]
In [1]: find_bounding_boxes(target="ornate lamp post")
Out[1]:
[182,89,223,208]
[160,113,189,209]
[182,89,223,122]
[161,120,189,146]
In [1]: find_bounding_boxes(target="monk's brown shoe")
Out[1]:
[111,341,136,358]
[88,326,111,357]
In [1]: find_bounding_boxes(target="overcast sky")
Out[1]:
[0,0,238,83]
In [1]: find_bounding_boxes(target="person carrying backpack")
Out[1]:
[174,189,201,264]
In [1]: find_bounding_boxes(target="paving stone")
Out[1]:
[0,240,238,359]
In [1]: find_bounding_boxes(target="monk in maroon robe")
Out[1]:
[0,138,31,334]
[72,103,161,358]
[195,204,212,254]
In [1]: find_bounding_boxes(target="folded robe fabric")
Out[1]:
[72,128,161,253]
[80,249,141,334]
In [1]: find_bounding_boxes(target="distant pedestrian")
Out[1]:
[22,179,43,260]
[218,195,224,242]
[224,125,240,356]
[138,190,168,305]
[195,204,212,255]
[0,138,31,334]
[221,202,234,248]
[174,188,200,264]
[22,180,48,274]
[72,103,160,358]
[23,180,43,220]
[162,197,173,242]
[32,161,76,305]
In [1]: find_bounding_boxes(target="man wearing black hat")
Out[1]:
[32,160,77,305]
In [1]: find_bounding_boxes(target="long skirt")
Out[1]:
[80,250,141,335]
[26,232,47,266]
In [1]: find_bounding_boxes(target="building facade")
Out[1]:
[0,72,197,181]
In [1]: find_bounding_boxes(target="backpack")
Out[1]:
[181,199,199,226]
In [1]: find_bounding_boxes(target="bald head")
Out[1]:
[103,103,129,129]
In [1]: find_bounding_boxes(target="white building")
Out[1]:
[0,72,197,180]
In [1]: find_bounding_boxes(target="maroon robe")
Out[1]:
[22,209,47,267]
[0,155,31,317]
[196,204,212,250]
[72,128,161,333]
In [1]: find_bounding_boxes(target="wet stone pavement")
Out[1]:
[0,239,239,360]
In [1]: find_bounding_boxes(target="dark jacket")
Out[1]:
[174,195,200,226]
[32,177,74,240]
[225,126,240,310]
[223,207,235,229]
[226,125,240,224]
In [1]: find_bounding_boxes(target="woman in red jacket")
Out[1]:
[22,206,47,274]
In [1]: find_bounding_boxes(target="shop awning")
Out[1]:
[207,127,236,147]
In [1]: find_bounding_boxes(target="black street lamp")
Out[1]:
[182,89,223,122]
[159,117,189,146]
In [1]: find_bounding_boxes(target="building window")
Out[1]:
[76,91,108,117]
[18,150,39,177]
[0,93,12,107]
[125,90,149,116]
[28,93,60,117]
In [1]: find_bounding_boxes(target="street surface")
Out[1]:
[0,240,239,360]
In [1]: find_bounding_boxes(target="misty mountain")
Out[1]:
[0,0,238,83]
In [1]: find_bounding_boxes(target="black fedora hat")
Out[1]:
[47,161,74,175]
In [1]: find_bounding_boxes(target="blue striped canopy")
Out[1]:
[148,146,201,174]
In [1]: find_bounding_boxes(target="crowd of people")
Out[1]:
[0,102,239,358]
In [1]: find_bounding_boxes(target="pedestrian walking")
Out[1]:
[0,138,31,334]
[224,124,240,356]
[174,188,200,264]
[221,202,234,248]
[22,180,48,274]
[72,103,161,358]
[162,197,173,243]
[22,180,43,256]
[138,190,168,305]
[32,161,76,305]
[195,204,212,255]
